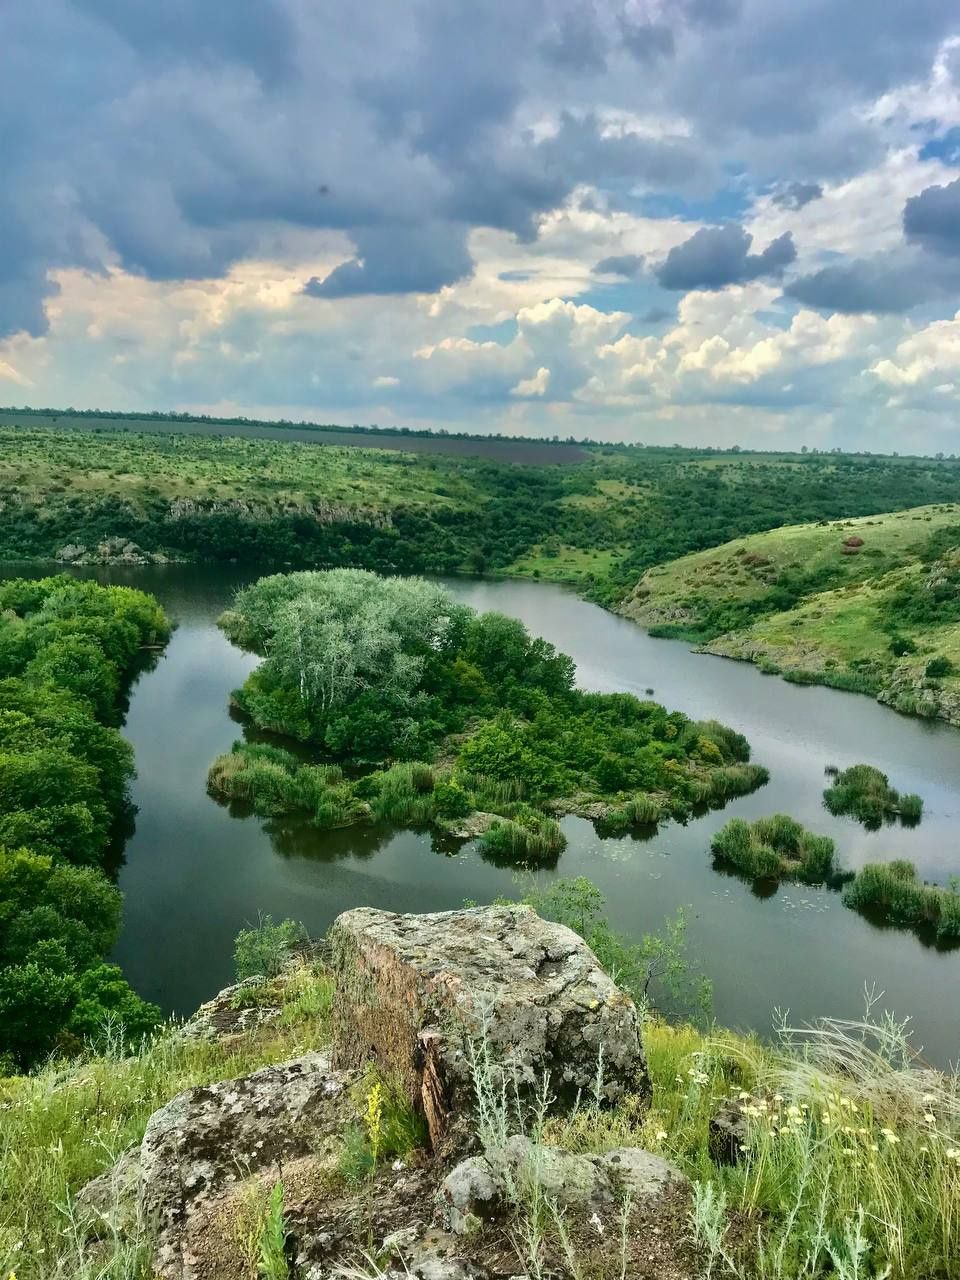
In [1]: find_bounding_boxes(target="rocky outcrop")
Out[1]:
[78,907,664,1279]
[55,537,167,565]
[330,904,649,1150]
[442,1135,686,1234]
[140,1051,354,1277]
[167,496,392,528]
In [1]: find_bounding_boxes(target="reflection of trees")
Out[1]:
[844,901,959,954]
[710,858,782,900]
[262,817,396,863]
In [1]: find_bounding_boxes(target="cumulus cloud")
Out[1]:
[657,225,796,290]
[511,366,551,396]
[6,1,960,451]
[871,310,960,389]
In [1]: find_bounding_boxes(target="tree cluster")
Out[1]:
[0,576,169,1069]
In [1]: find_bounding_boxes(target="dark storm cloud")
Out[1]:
[594,254,645,277]
[772,181,824,210]
[2,0,960,338]
[74,0,296,81]
[784,254,955,313]
[657,225,796,290]
[904,177,960,256]
[304,225,474,298]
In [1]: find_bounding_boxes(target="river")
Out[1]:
[20,565,960,1065]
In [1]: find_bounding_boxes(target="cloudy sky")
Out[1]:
[3,1,960,451]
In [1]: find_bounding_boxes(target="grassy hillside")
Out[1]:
[4,419,960,606]
[621,507,960,723]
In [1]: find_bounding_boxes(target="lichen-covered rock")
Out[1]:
[73,1146,142,1239]
[330,905,649,1149]
[139,1051,354,1278]
[178,976,284,1042]
[442,1136,686,1235]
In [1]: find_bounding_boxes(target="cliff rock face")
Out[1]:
[330,904,650,1150]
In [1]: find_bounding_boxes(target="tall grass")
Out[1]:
[207,741,362,827]
[824,763,924,828]
[547,1006,960,1280]
[711,814,840,884]
[479,808,566,865]
[365,761,436,825]
[0,961,334,1280]
[843,860,960,942]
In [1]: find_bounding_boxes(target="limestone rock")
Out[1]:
[330,905,649,1150]
[442,1135,686,1235]
[139,1051,354,1278]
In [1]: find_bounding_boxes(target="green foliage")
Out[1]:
[0,578,170,1067]
[478,808,566,866]
[511,876,712,1021]
[233,915,310,980]
[339,1068,429,1184]
[257,1181,288,1280]
[211,571,767,858]
[824,763,924,828]
[843,861,960,942]
[208,741,363,827]
[712,814,840,885]
[925,654,955,678]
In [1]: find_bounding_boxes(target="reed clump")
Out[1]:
[824,763,923,828]
[711,813,840,884]
[843,859,960,942]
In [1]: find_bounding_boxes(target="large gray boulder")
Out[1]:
[330,904,649,1149]
[139,1051,354,1278]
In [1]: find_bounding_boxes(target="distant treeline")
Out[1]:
[4,404,958,460]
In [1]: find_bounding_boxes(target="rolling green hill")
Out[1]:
[621,506,960,723]
[4,419,960,608]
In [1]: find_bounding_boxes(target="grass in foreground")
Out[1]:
[2,900,958,1279]
[0,958,334,1279]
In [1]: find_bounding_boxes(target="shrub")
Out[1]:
[432,777,471,820]
[233,915,309,980]
[888,633,918,657]
[925,655,955,678]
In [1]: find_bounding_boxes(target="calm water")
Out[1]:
[19,565,960,1065]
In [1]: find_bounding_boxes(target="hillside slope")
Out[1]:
[621,506,960,724]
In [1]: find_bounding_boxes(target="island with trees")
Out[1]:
[208,569,769,861]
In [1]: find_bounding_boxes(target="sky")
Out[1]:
[3,2,960,451]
